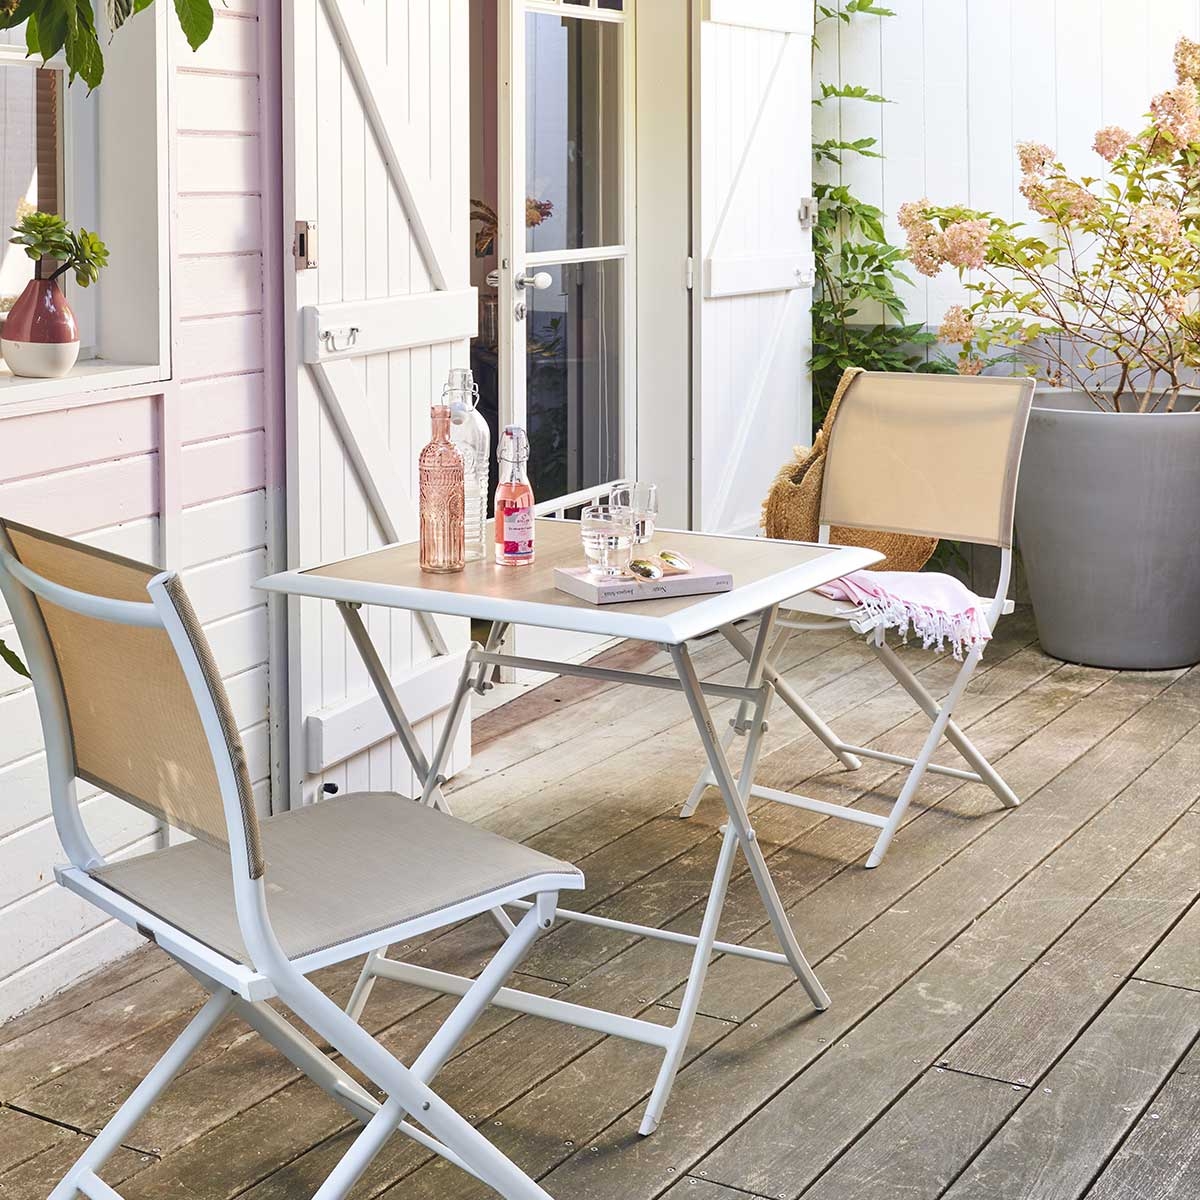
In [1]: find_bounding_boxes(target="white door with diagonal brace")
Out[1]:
[695,1,815,534]
[281,0,474,809]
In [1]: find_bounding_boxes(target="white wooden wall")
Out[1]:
[0,0,277,1023]
[816,0,1200,329]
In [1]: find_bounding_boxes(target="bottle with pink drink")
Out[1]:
[494,425,535,566]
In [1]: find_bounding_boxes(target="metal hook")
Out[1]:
[321,325,360,354]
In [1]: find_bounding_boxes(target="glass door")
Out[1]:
[493,0,632,502]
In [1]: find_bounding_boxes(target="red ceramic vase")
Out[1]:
[1,278,80,378]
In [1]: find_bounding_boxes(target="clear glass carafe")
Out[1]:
[447,368,489,562]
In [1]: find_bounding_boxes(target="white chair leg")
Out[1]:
[268,916,557,1200]
[49,990,235,1200]
[865,646,984,868]
[872,638,1019,808]
[720,623,862,770]
[345,947,384,1022]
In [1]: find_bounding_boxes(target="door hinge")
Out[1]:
[799,197,818,230]
[294,220,318,270]
[685,256,695,290]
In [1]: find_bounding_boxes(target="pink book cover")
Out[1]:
[553,559,733,605]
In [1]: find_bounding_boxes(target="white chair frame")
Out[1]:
[681,538,1020,870]
[0,528,582,1200]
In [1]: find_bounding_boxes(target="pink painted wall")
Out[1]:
[0,0,282,1021]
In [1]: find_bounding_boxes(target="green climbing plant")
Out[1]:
[811,0,950,430]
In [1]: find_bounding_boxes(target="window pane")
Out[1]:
[1,64,61,310]
[526,259,621,499]
[526,13,622,253]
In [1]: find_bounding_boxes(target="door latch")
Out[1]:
[798,197,818,230]
[294,220,318,270]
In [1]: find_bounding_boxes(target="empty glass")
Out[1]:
[609,482,658,544]
[581,504,635,577]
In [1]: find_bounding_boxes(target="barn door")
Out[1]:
[281,0,475,808]
[694,0,815,533]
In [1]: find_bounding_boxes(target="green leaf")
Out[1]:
[173,0,213,51]
[0,637,29,680]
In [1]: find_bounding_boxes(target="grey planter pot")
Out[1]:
[1014,389,1200,670]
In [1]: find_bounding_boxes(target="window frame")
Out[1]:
[0,4,171,413]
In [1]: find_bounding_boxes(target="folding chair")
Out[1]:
[682,371,1035,868]
[0,519,583,1200]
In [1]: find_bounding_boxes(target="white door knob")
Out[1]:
[516,271,553,291]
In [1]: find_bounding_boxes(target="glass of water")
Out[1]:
[609,482,658,544]
[581,505,635,577]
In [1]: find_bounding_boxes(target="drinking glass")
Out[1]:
[581,504,635,577]
[609,482,658,544]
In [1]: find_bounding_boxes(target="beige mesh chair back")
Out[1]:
[819,371,1034,549]
[0,519,264,876]
[0,519,584,1200]
[684,371,1035,870]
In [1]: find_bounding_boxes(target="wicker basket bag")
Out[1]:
[761,367,937,573]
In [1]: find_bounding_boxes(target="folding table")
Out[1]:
[258,520,879,1133]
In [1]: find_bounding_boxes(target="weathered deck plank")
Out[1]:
[1083,1038,1200,1200]
[942,979,1200,1200]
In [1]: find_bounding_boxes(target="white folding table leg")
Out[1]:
[337,602,436,795]
[49,990,235,1200]
[720,623,863,771]
[640,824,739,1135]
[671,637,830,1012]
[680,615,778,819]
[865,645,985,868]
[871,637,1019,809]
[420,648,479,809]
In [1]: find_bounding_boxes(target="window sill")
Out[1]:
[0,360,170,419]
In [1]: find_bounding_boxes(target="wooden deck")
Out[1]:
[2,609,1198,1200]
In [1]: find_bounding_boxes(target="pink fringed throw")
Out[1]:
[818,570,992,660]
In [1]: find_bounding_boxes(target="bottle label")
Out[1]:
[501,504,534,558]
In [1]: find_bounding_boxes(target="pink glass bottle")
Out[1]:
[494,425,535,566]
[419,399,465,573]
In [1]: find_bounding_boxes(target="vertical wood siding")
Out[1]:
[815,0,1200,329]
[696,16,813,535]
[0,1,274,1022]
[289,0,469,808]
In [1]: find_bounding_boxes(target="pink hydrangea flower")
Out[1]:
[938,305,976,343]
[1174,36,1200,85]
[1130,203,1182,245]
[1149,84,1200,146]
[1016,141,1054,177]
[1092,125,1132,162]
[1021,176,1098,221]
[957,356,985,376]
[934,219,990,270]
[898,199,943,277]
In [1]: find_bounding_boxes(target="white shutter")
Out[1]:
[282,0,475,807]
[695,2,814,534]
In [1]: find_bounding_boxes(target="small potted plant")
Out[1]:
[898,36,1200,669]
[2,211,109,379]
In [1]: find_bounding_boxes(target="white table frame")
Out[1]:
[259,532,878,1134]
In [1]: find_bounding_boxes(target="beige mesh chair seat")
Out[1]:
[94,792,579,965]
[0,518,583,1200]
[683,371,1034,869]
